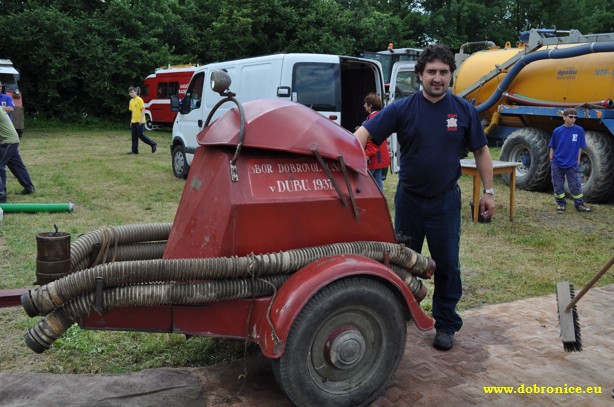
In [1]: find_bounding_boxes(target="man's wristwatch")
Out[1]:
[483,188,495,196]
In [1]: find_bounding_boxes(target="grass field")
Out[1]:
[1,125,612,374]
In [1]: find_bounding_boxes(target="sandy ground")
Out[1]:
[1,285,612,407]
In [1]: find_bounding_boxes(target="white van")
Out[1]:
[169,53,384,178]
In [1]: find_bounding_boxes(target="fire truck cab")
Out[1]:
[140,65,199,131]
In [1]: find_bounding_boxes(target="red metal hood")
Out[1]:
[197,99,368,175]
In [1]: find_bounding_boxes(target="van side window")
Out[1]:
[186,72,204,110]
[168,82,179,97]
[141,85,149,98]
[292,63,340,112]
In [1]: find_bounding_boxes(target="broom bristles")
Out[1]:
[556,282,582,352]
[562,284,582,352]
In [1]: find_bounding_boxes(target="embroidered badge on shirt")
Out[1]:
[447,114,458,131]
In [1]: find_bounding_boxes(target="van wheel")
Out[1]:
[144,114,153,131]
[172,145,189,179]
[271,278,406,407]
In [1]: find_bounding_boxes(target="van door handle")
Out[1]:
[198,119,203,128]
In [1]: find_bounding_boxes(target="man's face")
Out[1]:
[129,90,137,98]
[418,60,452,102]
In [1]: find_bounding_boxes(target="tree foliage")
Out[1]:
[0,0,610,122]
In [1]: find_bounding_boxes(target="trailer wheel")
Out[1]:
[144,114,154,131]
[271,278,406,407]
[566,131,614,203]
[500,128,551,191]
[172,144,189,179]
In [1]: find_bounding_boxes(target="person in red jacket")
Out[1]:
[362,93,390,191]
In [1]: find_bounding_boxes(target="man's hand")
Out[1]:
[479,193,495,220]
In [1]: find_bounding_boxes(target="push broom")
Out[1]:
[556,254,614,352]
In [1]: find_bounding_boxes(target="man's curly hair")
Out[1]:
[415,44,456,76]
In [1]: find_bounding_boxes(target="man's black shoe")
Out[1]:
[433,331,455,351]
[151,143,157,153]
[127,151,138,155]
[19,187,35,195]
[0,194,6,203]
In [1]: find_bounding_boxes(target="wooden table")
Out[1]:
[460,159,520,223]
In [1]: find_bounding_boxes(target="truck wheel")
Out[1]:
[271,278,406,407]
[500,128,551,191]
[172,145,190,179]
[144,114,154,131]
[566,131,614,203]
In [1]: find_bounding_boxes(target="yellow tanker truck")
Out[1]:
[453,29,614,203]
[364,29,614,203]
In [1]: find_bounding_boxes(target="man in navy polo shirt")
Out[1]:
[355,44,494,351]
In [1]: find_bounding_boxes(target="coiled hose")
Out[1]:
[23,241,433,318]
[23,239,434,353]
[70,223,172,272]
[25,275,289,354]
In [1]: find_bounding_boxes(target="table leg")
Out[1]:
[510,168,516,222]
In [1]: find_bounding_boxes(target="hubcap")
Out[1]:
[174,152,185,174]
[324,325,366,369]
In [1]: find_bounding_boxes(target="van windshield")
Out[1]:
[0,73,18,91]
[292,63,340,112]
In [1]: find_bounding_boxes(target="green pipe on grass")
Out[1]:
[0,202,75,213]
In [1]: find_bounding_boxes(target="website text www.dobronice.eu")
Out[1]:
[483,384,603,395]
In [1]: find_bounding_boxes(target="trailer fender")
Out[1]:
[256,254,434,358]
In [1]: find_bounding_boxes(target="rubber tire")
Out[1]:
[144,114,154,131]
[565,131,614,203]
[500,127,551,191]
[271,278,406,407]
[172,144,189,179]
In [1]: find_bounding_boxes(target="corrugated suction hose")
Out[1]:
[24,275,289,353]
[23,241,434,318]
[70,223,172,272]
[23,240,435,353]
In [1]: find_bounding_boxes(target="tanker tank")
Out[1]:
[453,43,614,122]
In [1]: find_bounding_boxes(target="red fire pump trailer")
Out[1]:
[2,71,435,407]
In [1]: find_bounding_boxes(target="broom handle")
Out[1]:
[565,254,614,313]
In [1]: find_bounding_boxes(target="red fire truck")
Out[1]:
[140,64,199,130]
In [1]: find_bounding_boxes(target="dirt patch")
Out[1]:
[2,285,613,407]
